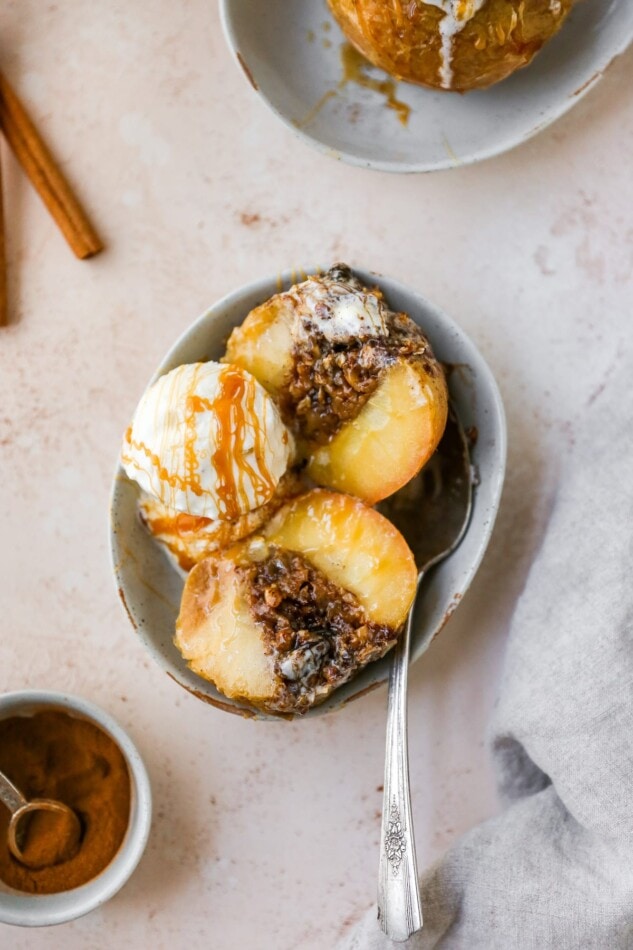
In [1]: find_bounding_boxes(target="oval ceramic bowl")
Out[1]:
[220,0,633,173]
[111,267,506,720]
[0,691,152,927]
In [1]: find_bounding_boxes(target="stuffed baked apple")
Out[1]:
[327,0,573,92]
[224,264,448,505]
[175,490,417,714]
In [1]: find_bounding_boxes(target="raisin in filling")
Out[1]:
[280,311,440,445]
[243,547,395,705]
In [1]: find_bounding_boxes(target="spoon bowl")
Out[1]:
[0,766,82,870]
[8,801,82,872]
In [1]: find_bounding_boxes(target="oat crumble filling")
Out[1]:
[239,546,397,706]
[279,266,442,445]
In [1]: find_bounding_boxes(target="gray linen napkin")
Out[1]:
[340,358,633,949]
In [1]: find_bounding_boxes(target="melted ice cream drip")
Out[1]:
[423,0,488,89]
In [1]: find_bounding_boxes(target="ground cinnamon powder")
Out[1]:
[0,710,131,894]
[19,807,81,869]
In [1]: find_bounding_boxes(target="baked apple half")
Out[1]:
[224,264,448,505]
[175,490,417,714]
[327,0,573,92]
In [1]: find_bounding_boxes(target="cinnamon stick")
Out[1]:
[0,147,7,326]
[0,69,103,260]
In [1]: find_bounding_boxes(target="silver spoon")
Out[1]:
[0,768,81,869]
[376,408,474,941]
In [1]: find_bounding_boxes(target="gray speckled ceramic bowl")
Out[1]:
[110,267,506,720]
[0,691,151,927]
[220,0,633,173]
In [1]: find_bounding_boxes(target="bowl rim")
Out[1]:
[110,264,507,720]
[219,0,633,173]
[0,690,152,928]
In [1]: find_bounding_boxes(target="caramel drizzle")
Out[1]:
[124,365,280,517]
[391,0,405,28]
[122,364,204,506]
[354,0,375,49]
[209,365,278,520]
[340,44,411,126]
[148,511,211,538]
[123,427,194,496]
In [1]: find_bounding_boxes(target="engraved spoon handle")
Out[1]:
[0,768,27,815]
[377,577,423,942]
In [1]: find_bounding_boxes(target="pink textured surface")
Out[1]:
[0,2,631,947]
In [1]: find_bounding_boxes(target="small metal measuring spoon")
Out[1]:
[0,768,81,869]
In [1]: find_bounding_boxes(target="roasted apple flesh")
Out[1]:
[175,490,417,714]
[327,0,573,93]
[225,264,448,505]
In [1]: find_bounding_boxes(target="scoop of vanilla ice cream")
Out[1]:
[121,362,293,521]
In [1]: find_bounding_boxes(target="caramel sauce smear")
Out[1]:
[298,42,411,129]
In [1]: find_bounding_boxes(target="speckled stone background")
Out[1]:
[0,2,631,947]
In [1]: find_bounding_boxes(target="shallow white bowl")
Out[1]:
[111,267,506,720]
[0,691,152,927]
[220,0,633,173]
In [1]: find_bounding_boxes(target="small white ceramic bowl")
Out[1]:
[0,691,152,928]
[220,0,633,173]
[111,266,506,720]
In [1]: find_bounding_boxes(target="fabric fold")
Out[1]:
[340,356,633,948]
